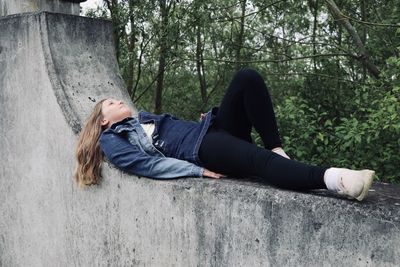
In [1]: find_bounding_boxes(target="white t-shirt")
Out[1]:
[140,122,155,143]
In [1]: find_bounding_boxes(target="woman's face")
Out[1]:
[101,98,132,128]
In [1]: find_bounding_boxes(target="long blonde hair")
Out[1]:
[75,99,107,188]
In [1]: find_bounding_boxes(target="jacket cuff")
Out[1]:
[192,166,204,177]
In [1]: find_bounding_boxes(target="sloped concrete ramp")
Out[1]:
[1,12,399,267]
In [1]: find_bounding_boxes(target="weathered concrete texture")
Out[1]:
[0,0,86,17]
[0,12,399,267]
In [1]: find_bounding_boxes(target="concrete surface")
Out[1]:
[0,0,86,16]
[0,12,399,267]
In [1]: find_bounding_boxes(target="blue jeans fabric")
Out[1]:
[198,68,329,190]
[100,117,205,179]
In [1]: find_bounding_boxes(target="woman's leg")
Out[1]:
[212,68,282,149]
[199,130,328,190]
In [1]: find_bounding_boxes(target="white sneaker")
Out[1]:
[336,169,375,201]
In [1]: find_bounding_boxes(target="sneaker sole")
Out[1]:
[355,169,375,201]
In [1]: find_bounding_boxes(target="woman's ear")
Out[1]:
[101,118,109,127]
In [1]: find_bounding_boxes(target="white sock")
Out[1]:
[271,147,290,159]
[323,167,343,191]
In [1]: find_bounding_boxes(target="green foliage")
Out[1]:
[274,56,400,183]
[86,0,400,183]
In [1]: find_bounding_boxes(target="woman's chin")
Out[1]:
[122,107,132,117]
[125,111,133,118]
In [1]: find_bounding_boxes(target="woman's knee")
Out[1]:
[235,67,263,81]
[234,68,268,89]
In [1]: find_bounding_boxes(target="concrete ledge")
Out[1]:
[86,171,400,266]
[0,0,83,17]
[0,12,399,267]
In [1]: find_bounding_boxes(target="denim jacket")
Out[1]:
[99,106,219,179]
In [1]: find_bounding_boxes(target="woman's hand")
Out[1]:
[202,168,227,179]
[199,113,205,122]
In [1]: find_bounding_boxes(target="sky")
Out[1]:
[80,0,101,13]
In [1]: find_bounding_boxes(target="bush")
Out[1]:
[271,57,400,183]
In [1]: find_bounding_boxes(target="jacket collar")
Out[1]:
[103,117,138,134]
[137,110,157,124]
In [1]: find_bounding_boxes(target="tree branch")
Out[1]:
[179,53,352,64]
[331,6,400,28]
[324,0,380,78]
[214,0,285,22]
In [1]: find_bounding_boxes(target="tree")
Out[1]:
[85,0,400,182]
[324,0,380,78]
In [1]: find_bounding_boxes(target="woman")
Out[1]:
[75,68,375,201]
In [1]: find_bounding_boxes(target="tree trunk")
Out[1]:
[235,0,246,70]
[360,0,367,80]
[155,0,169,114]
[126,0,136,99]
[312,0,318,72]
[105,0,121,64]
[196,24,207,103]
[324,0,380,78]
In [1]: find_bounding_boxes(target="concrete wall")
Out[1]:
[0,12,399,267]
[0,0,81,16]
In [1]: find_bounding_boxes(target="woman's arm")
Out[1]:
[100,132,205,179]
